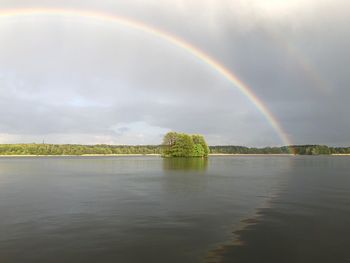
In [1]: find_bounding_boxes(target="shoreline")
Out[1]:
[0,154,161,157]
[0,153,349,157]
[209,153,294,156]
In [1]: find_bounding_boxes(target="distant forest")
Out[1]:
[210,145,350,155]
[0,144,349,155]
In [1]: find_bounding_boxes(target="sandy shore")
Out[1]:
[0,154,161,157]
[209,153,294,156]
[0,153,294,157]
[0,153,348,157]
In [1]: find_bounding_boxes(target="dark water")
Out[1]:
[0,156,349,262]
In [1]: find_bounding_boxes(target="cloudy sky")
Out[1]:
[0,0,349,146]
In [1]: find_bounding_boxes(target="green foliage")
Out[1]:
[292,145,332,155]
[0,144,162,156]
[193,144,205,157]
[172,134,195,157]
[192,135,209,156]
[209,145,290,154]
[162,132,209,157]
[162,132,179,157]
[0,143,348,156]
[210,145,350,155]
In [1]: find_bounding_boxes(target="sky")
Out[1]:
[0,0,349,146]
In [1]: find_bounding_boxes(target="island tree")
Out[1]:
[162,132,209,157]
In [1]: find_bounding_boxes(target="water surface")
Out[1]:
[0,156,349,262]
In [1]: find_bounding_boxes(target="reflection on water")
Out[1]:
[0,156,288,263]
[208,156,350,263]
[162,157,208,171]
[1,156,350,263]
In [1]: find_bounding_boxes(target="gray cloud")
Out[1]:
[0,0,349,146]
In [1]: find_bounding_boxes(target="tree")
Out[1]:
[192,135,209,157]
[161,132,209,157]
[171,134,195,157]
[192,144,205,157]
[162,132,179,157]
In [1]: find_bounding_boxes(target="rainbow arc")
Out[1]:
[0,8,293,150]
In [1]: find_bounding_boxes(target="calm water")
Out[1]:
[0,156,349,262]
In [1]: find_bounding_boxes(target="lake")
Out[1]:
[0,156,349,262]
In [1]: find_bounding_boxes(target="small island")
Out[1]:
[161,132,209,158]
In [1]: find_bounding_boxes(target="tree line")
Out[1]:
[0,144,162,155]
[210,145,350,155]
[0,143,349,156]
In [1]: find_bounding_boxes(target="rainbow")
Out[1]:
[0,8,293,149]
[264,28,330,93]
